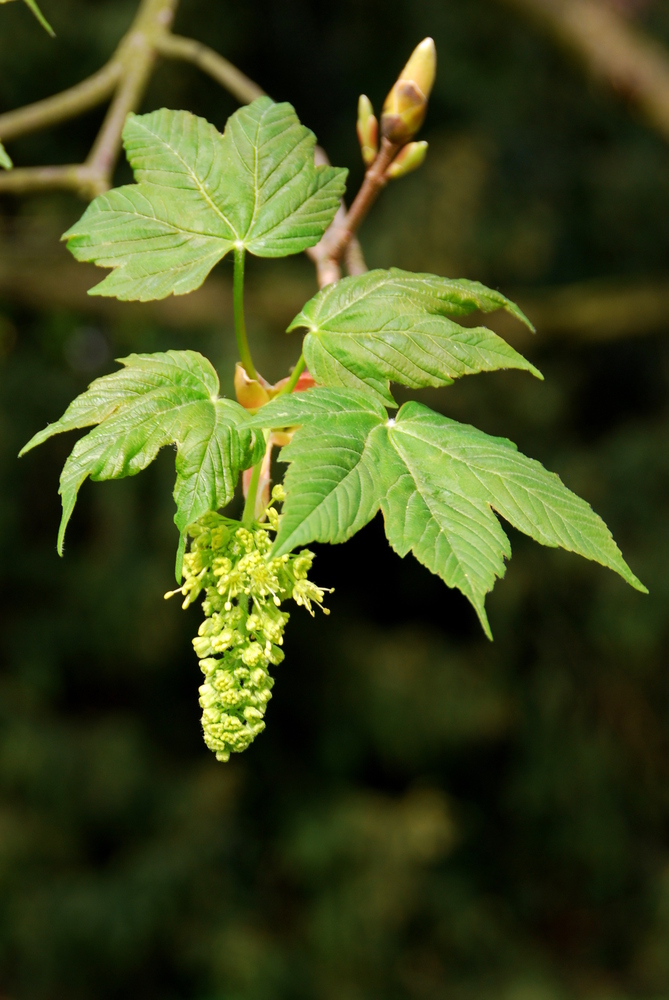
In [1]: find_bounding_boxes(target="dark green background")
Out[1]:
[2,1,669,997]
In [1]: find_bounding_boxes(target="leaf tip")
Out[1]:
[18,428,46,456]
[463,593,493,640]
[506,300,536,334]
[627,571,649,595]
[286,315,308,334]
[478,608,494,642]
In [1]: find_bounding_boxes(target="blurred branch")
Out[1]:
[0,0,178,197]
[497,0,669,143]
[0,0,368,286]
[0,61,121,143]
[1,219,667,342]
[154,33,265,104]
[514,275,669,340]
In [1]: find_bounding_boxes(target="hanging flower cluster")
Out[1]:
[166,488,331,762]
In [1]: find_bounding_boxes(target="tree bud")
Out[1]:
[386,140,428,180]
[234,362,270,409]
[356,94,379,167]
[381,37,436,145]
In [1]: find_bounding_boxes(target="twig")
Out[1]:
[325,139,399,261]
[0,0,368,289]
[497,0,669,144]
[307,138,399,288]
[84,31,158,192]
[344,237,368,276]
[0,0,178,197]
[155,33,265,104]
[307,144,382,288]
[0,61,121,143]
[0,164,86,194]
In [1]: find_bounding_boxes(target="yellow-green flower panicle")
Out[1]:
[166,498,331,763]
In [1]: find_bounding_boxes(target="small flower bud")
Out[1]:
[356,94,379,167]
[234,363,270,409]
[386,140,428,180]
[381,37,436,145]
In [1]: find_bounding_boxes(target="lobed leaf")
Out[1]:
[384,402,646,636]
[288,268,539,405]
[247,389,387,554]
[20,351,263,564]
[62,99,347,301]
[252,387,646,638]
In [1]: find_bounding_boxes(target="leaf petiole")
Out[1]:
[278,354,307,396]
[233,246,258,380]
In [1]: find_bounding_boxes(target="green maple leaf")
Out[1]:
[62,98,348,301]
[250,388,646,638]
[0,142,12,171]
[288,268,539,405]
[20,351,263,571]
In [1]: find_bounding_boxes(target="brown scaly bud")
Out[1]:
[356,95,379,167]
[234,363,271,410]
[386,140,428,180]
[380,37,436,145]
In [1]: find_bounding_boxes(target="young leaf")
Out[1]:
[382,401,647,637]
[62,99,348,301]
[248,388,387,553]
[251,388,646,638]
[288,268,539,405]
[0,142,12,171]
[20,351,263,560]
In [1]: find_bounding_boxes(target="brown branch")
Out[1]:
[155,33,265,104]
[496,0,669,143]
[324,138,399,262]
[307,146,372,288]
[306,140,399,288]
[343,237,368,276]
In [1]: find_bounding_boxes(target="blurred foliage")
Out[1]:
[2,0,669,998]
